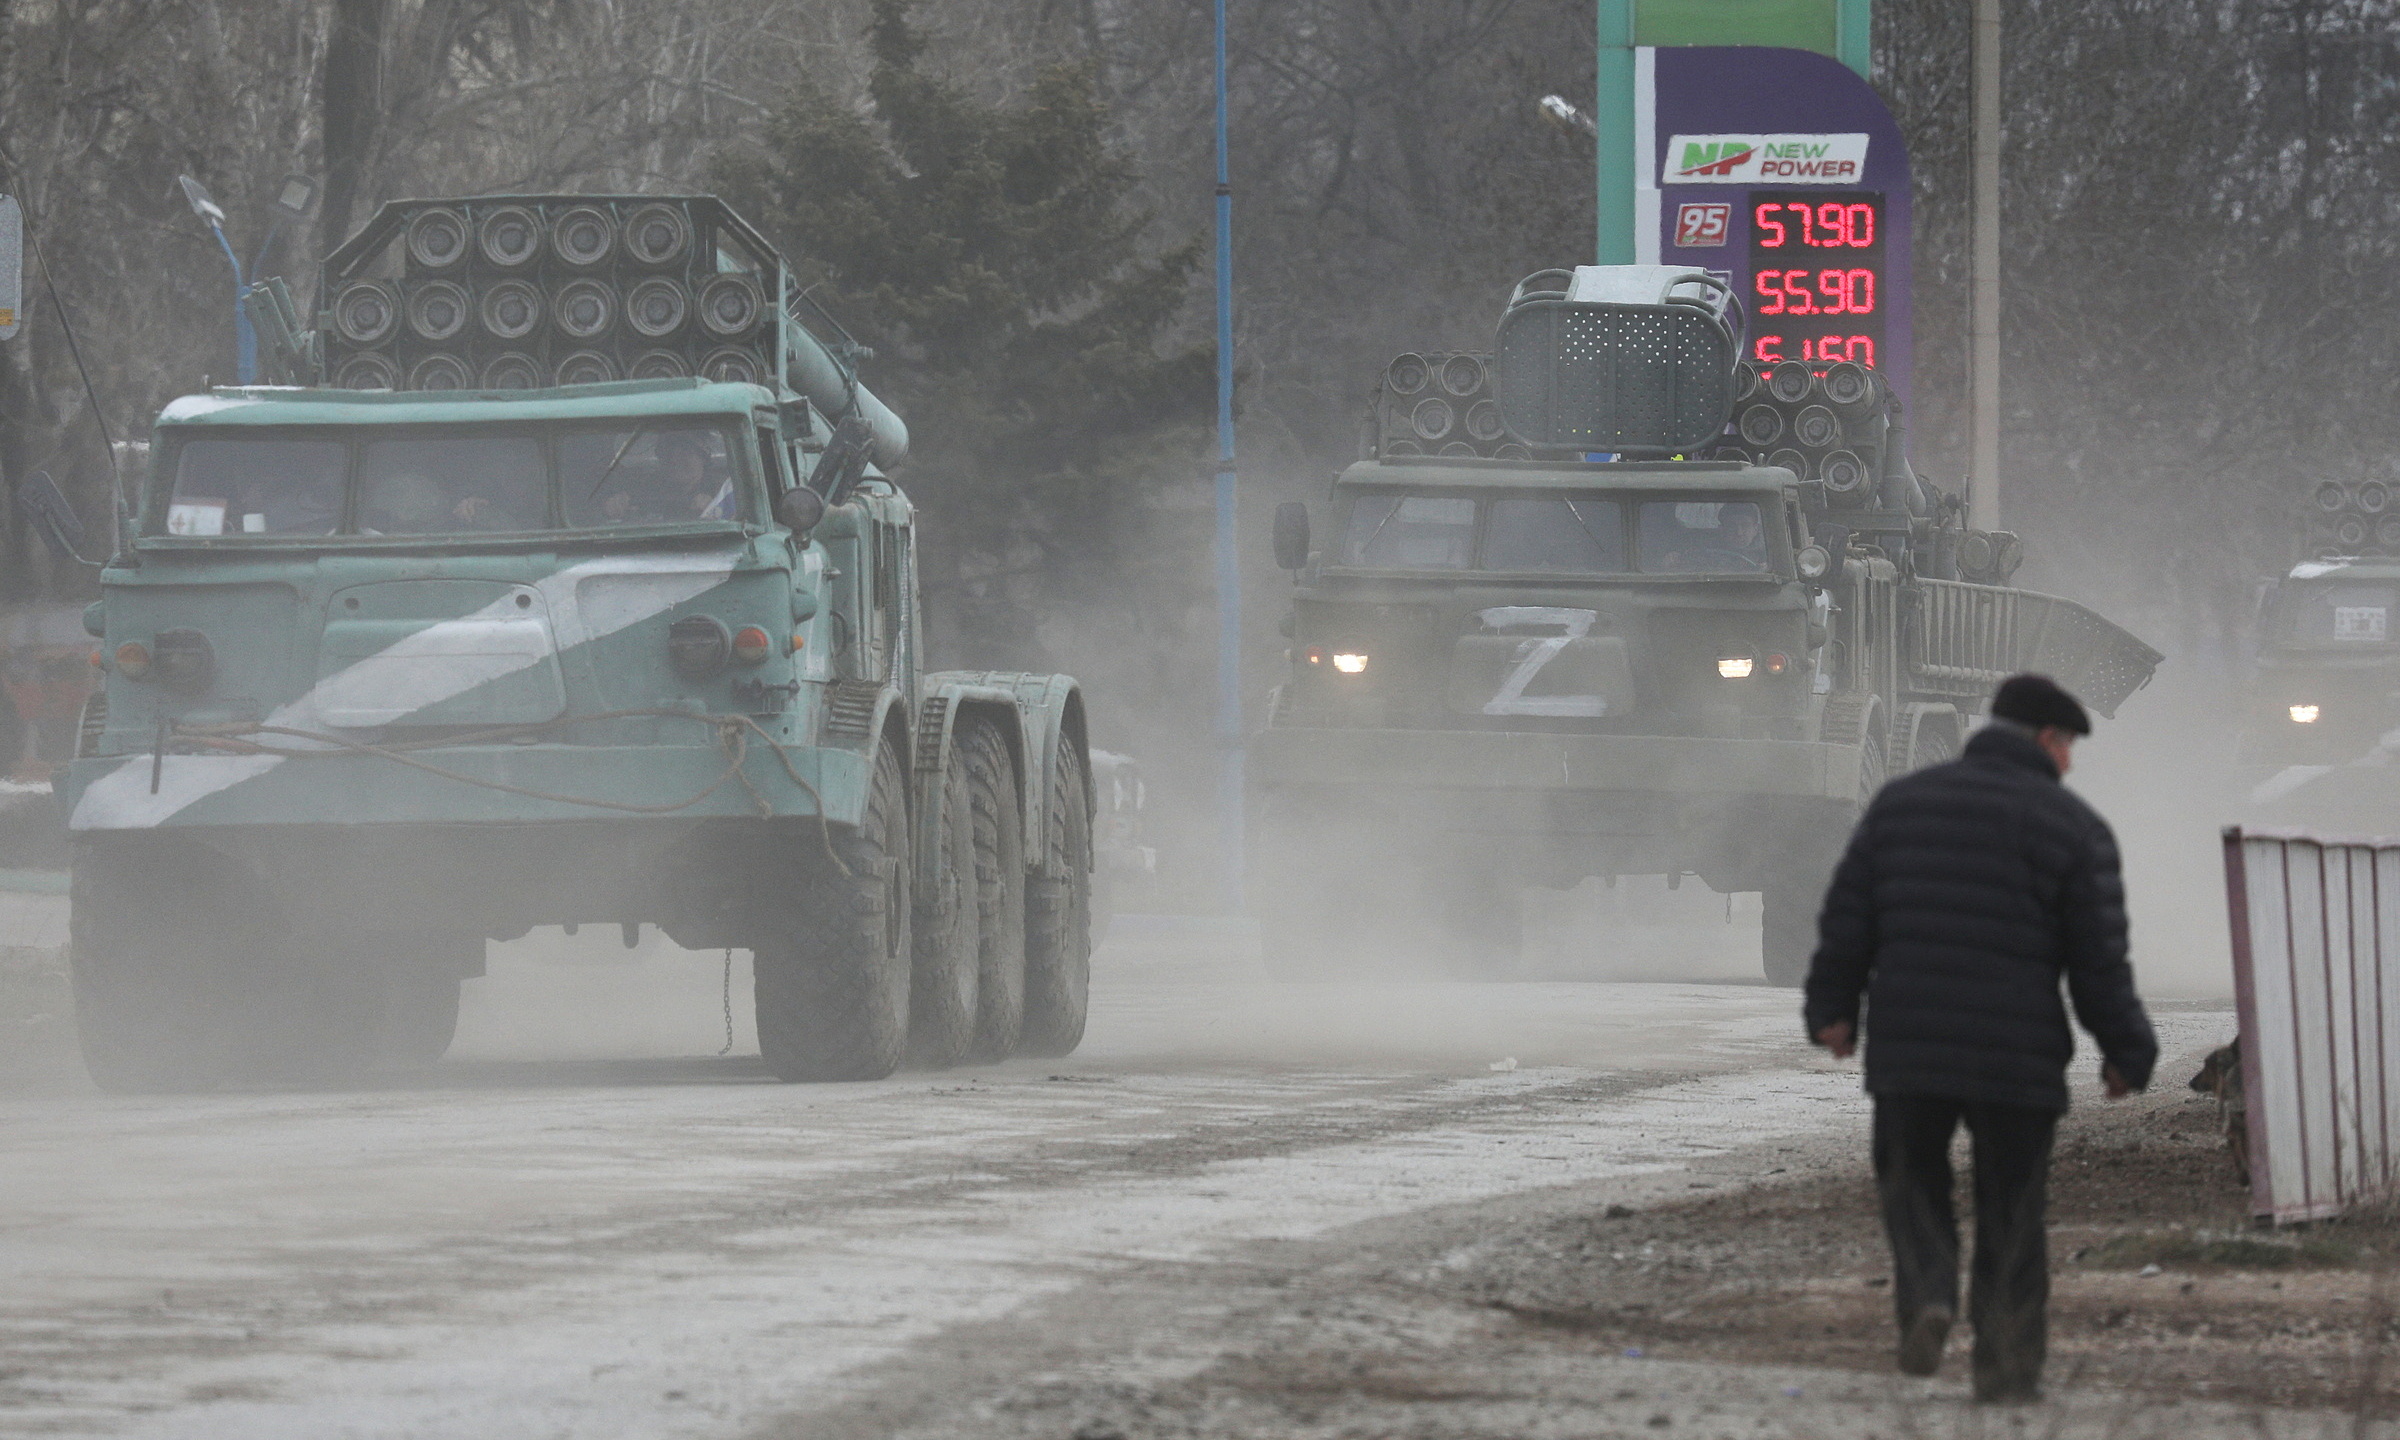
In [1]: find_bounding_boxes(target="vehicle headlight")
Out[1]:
[1795,544,1832,581]
[1718,653,1755,679]
[2290,704,2322,724]
[153,629,216,692]
[668,614,732,680]
[1332,651,1369,675]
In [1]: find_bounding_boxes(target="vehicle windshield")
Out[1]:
[559,428,739,528]
[158,424,746,538]
[1332,490,1773,575]
[2283,583,2397,644]
[1636,501,1770,574]
[1484,496,1626,573]
[1338,494,1476,569]
[166,439,346,536]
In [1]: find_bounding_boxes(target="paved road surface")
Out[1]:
[0,917,2233,1438]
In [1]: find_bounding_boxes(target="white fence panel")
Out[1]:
[2225,827,2400,1222]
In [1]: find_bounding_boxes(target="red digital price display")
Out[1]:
[1746,189,1884,367]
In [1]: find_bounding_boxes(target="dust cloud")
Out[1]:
[451,927,759,1063]
[2070,663,2245,1002]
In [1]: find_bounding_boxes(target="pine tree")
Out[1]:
[713,0,1211,667]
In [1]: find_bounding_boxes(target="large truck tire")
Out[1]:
[962,718,1027,1063]
[1760,721,1885,987]
[1250,808,1388,981]
[1017,741,1091,1058]
[906,742,981,1068]
[375,972,462,1067]
[71,843,371,1091]
[71,850,229,1093]
[755,738,913,1082]
[366,939,473,1068]
[1436,865,1524,980]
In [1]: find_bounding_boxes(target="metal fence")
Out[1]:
[2223,826,2400,1223]
[1905,581,2162,719]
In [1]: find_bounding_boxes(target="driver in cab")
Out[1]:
[1655,502,1769,573]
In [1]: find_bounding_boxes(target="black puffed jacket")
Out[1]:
[1802,724,2158,1112]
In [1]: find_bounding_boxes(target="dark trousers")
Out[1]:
[1872,1093,2059,1396]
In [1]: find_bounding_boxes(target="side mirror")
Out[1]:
[776,485,826,538]
[15,470,92,564]
[778,395,814,439]
[1273,502,1310,572]
[812,412,874,506]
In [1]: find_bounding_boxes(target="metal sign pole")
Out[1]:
[1970,0,2001,530]
[1212,0,1244,908]
[0,196,22,341]
[1595,0,1637,263]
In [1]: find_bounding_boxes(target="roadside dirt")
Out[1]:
[785,1039,2400,1440]
[1437,1072,2400,1413]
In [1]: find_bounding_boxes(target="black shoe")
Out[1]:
[1897,1306,1952,1376]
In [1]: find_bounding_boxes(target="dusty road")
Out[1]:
[1,913,2258,1439]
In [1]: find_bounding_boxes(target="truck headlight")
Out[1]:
[1795,544,1831,581]
[1332,651,1369,675]
[1718,652,1755,679]
[2290,704,2322,724]
[153,629,216,692]
[668,615,732,680]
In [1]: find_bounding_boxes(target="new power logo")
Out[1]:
[1664,135,1869,185]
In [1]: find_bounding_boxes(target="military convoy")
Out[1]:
[1251,265,2161,984]
[47,195,1094,1090]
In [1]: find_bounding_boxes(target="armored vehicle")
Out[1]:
[1251,266,2160,983]
[2240,482,2400,776]
[52,196,1094,1091]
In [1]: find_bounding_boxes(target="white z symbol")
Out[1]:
[1479,606,1607,717]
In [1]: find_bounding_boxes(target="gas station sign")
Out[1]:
[1634,47,1912,409]
[1744,188,1885,367]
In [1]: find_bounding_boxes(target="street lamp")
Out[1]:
[1539,94,1598,139]
[178,172,316,385]
[1210,0,1243,907]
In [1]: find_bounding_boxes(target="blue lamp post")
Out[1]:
[1211,0,1243,909]
[179,174,317,386]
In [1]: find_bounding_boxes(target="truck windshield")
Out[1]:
[359,437,547,534]
[1484,496,1626,572]
[1636,501,1770,574]
[166,439,346,536]
[1334,491,1775,574]
[1338,495,1475,568]
[160,424,745,537]
[2284,583,2396,644]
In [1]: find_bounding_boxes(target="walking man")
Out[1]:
[1804,673,2157,1402]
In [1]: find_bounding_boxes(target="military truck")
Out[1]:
[1251,266,2160,983]
[47,195,1094,1091]
[2239,482,2400,774]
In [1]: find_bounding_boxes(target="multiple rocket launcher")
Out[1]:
[240,194,909,472]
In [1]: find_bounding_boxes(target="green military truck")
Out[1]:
[48,196,1093,1091]
[1251,266,2160,984]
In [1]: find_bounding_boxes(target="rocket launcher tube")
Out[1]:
[782,317,908,471]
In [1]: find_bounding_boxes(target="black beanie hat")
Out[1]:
[1990,673,2091,736]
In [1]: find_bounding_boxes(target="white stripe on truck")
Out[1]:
[71,555,735,831]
